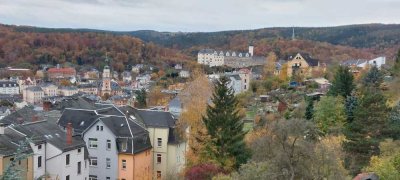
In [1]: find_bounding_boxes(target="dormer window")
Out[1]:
[121,141,127,152]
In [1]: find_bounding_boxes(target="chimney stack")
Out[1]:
[66,123,73,145]
[0,123,6,135]
[32,115,38,122]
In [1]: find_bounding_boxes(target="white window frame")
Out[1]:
[88,138,98,148]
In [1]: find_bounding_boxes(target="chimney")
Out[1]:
[66,123,73,145]
[248,45,254,57]
[43,101,51,111]
[0,123,5,135]
[32,115,39,122]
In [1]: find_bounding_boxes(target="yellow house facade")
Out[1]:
[286,53,323,78]
[0,156,34,180]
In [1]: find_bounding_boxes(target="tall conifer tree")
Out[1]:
[203,76,251,169]
[328,66,355,97]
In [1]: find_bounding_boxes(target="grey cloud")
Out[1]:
[0,0,399,32]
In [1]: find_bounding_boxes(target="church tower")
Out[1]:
[101,55,112,96]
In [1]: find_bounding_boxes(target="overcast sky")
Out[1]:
[0,0,399,32]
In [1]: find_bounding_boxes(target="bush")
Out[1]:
[185,164,226,180]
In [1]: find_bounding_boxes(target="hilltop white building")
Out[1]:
[198,46,254,67]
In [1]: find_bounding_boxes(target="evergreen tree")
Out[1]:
[1,140,32,180]
[387,102,400,140]
[305,98,314,120]
[203,76,251,170]
[343,67,390,175]
[362,66,383,89]
[328,66,355,97]
[344,95,358,123]
[135,88,147,108]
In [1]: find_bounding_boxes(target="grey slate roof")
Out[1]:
[0,127,31,157]
[1,106,38,125]
[59,103,152,154]
[341,59,367,66]
[121,106,175,128]
[198,49,215,54]
[51,96,97,111]
[25,86,43,92]
[58,109,100,134]
[0,81,18,87]
[168,96,181,109]
[12,121,87,153]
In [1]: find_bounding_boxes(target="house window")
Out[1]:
[89,157,98,166]
[88,138,98,148]
[38,144,42,150]
[89,175,97,180]
[100,126,103,131]
[78,161,81,174]
[78,148,81,154]
[122,159,126,169]
[157,171,162,179]
[66,175,70,180]
[107,140,111,150]
[157,154,162,163]
[106,177,110,180]
[66,154,70,165]
[38,156,42,168]
[106,158,111,169]
[157,138,162,147]
[96,125,99,131]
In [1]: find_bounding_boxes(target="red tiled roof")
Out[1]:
[47,67,76,74]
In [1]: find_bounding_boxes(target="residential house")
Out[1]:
[77,84,99,95]
[122,71,132,83]
[286,53,324,78]
[23,86,44,104]
[58,86,79,97]
[0,81,19,95]
[0,124,34,180]
[123,107,187,179]
[238,68,251,92]
[10,121,89,180]
[58,104,153,180]
[174,64,182,70]
[18,77,36,94]
[0,107,11,120]
[179,71,190,78]
[131,64,144,74]
[227,75,243,95]
[168,96,182,118]
[47,66,76,80]
[41,84,58,97]
[109,95,129,106]
[341,56,386,77]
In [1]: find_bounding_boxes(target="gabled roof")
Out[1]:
[99,116,146,137]
[12,121,86,152]
[1,106,38,125]
[287,53,320,67]
[121,106,175,128]
[0,127,30,156]
[58,109,100,134]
